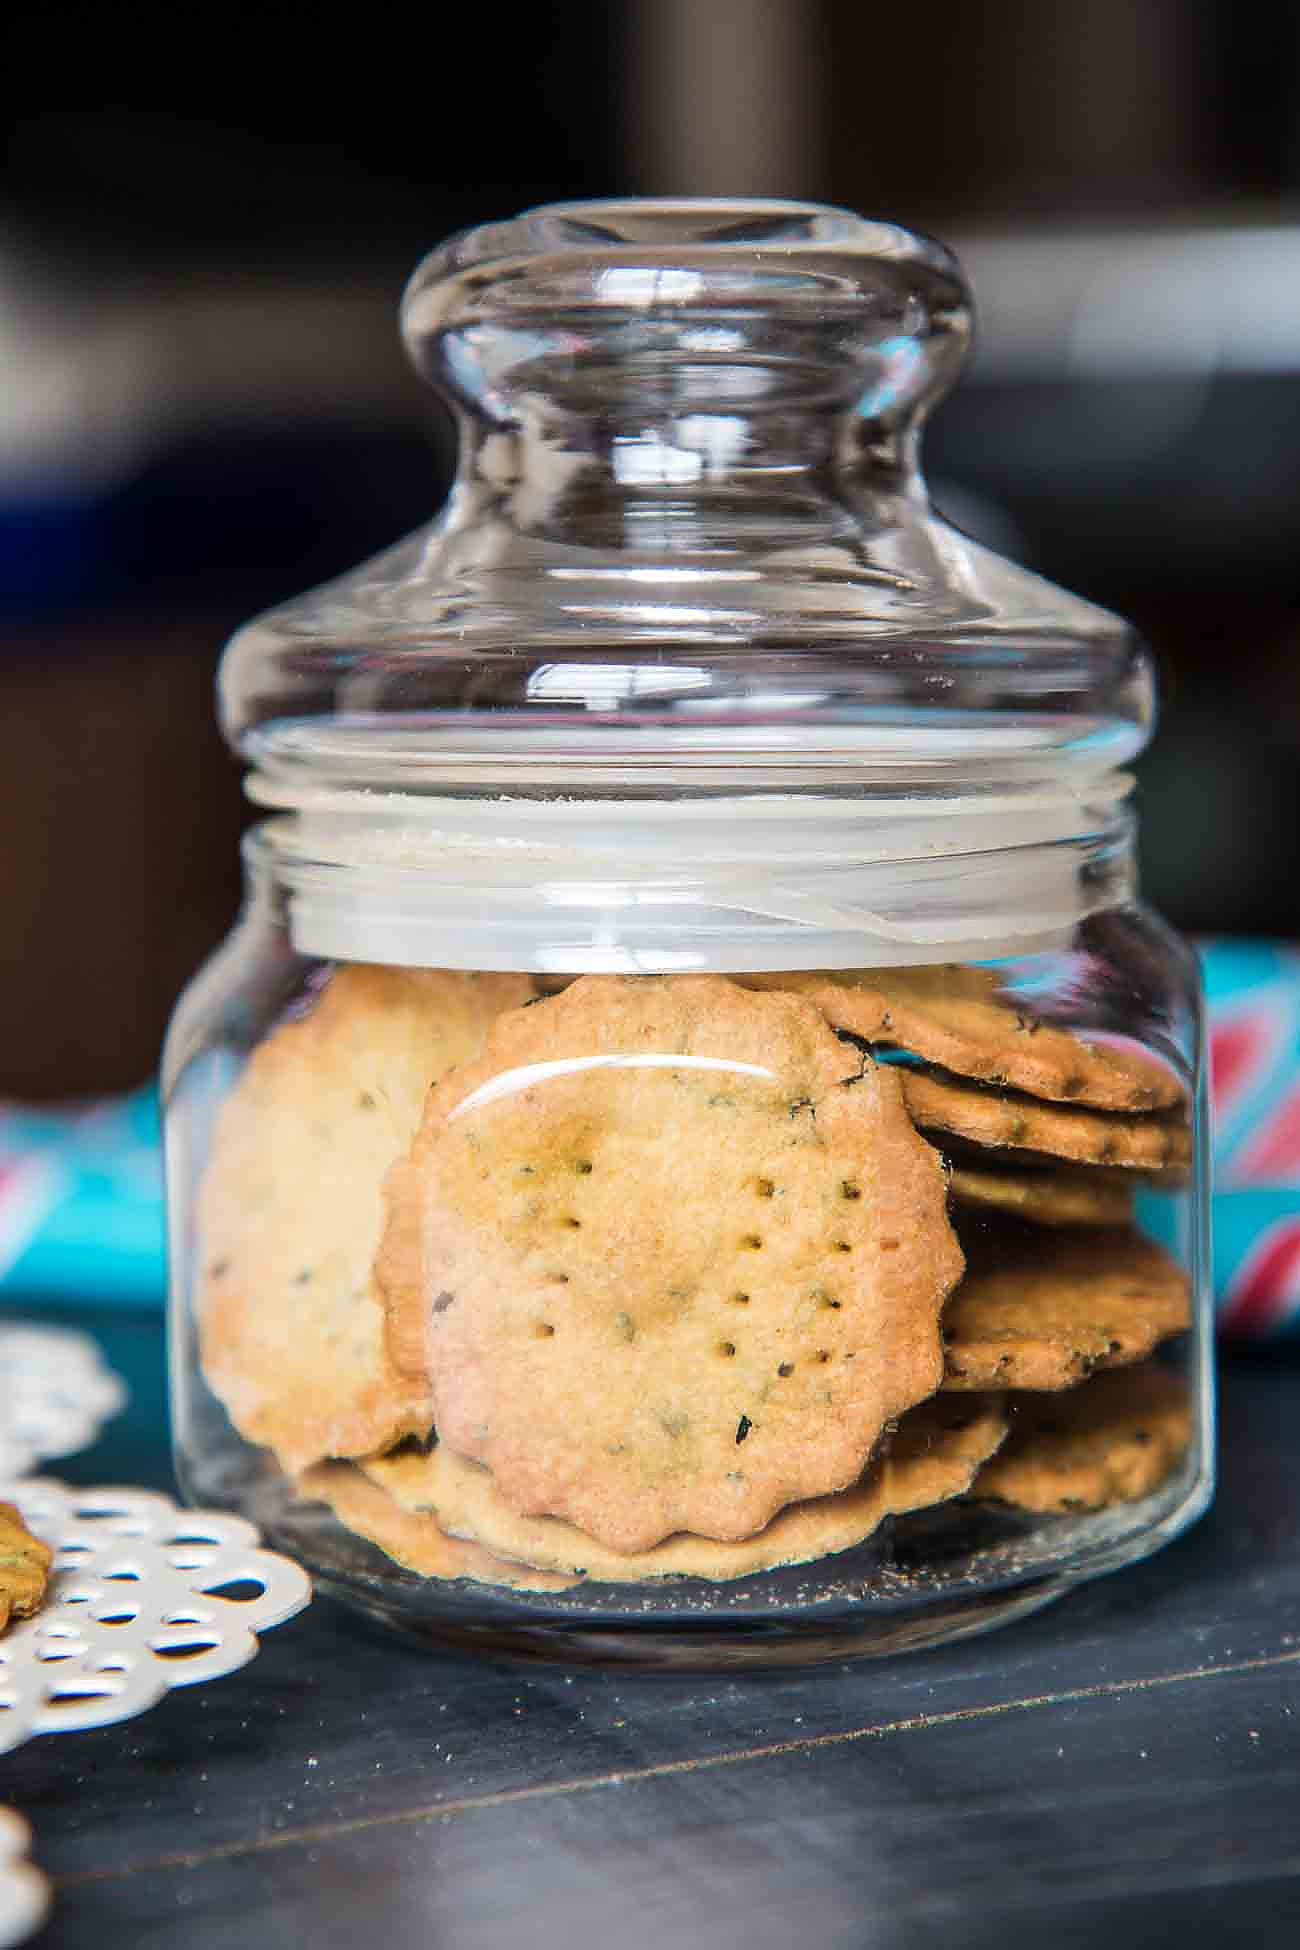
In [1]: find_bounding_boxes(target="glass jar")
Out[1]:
[164,200,1212,1667]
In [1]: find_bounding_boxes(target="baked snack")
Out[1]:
[941,1226,1190,1390]
[363,1394,1007,1580]
[199,963,533,1471]
[0,1502,51,1632]
[741,966,1183,1110]
[297,1463,577,1591]
[947,1163,1136,1228]
[899,1070,1192,1172]
[379,973,964,1552]
[971,1362,1192,1511]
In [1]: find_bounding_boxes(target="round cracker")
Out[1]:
[971,1362,1191,1511]
[379,973,964,1553]
[941,1227,1190,1391]
[199,964,533,1472]
[742,966,1183,1111]
[899,1069,1192,1172]
[0,1500,51,1629]
[363,1394,1007,1581]
[948,1163,1135,1228]
[297,1463,576,1591]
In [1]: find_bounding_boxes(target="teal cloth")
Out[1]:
[0,1088,164,1308]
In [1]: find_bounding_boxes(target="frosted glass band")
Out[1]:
[252,777,1133,972]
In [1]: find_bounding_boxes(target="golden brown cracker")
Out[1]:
[363,1394,1006,1581]
[948,1163,1136,1228]
[941,1227,1190,1390]
[379,973,964,1553]
[899,1069,1191,1172]
[0,1501,51,1631]
[742,966,1183,1111]
[297,1463,576,1591]
[199,964,533,1472]
[971,1362,1192,1511]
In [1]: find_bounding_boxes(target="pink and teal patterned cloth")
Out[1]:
[3,940,1300,1332]
[1197,941,1300,1336]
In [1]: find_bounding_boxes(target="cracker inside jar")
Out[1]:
[377,974,968,1556]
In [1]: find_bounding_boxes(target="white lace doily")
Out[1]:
[0,1323,126,1477]
[0,1811,48,1949]
[0,1480,312,1755]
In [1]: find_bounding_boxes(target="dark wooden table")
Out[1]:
[5,1306,1299,1949]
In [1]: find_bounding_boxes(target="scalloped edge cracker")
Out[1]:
[948,1163,1136,1228]
[297,1463,577,1591]
[363,1394,1007,1582]
[0,1501,51,1632]
[199,964,532,1471]
[900,1069,1191,1172]
[379,974,964,1553]
[942,1227,1190,1391]
[741,966,1184,1111]
[970,1363,1191,1511]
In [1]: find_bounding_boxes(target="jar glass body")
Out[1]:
[166,198,1213,1665]
[164,821,1211,1668]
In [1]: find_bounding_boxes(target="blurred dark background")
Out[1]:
[4,0,1299,1099]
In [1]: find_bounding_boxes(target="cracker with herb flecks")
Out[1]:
[379,974,964,1554]
[199,964,533,1472]
[971,1362,1191,1511]
[362,1393,1006,1581]
[297,1463,577,1590]
[948,1162,1136,1228]
[741,966,1184,1111]
[899,1070,1192,1172]
[0,1501,51,1632]
[941,1226,1190,1391]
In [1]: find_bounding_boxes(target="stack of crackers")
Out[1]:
[198,964,1193,1589]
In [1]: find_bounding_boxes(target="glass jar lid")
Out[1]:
[219,198,1151,805]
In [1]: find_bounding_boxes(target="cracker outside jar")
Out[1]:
[163,200,1213,1668]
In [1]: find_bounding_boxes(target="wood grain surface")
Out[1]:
[4,1308,1295,1950]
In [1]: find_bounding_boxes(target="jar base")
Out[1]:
[179,1437,1211,1673]
[310,1573,1069,1670]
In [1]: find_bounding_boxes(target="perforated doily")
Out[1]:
[0,1323,126,1476]
[0,1810,49,1949]
[0,1480,311,1755]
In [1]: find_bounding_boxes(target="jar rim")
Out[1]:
[240,708,1147,800]
[403,196,966,317]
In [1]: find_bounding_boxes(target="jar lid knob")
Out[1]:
[400,197,971,436]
